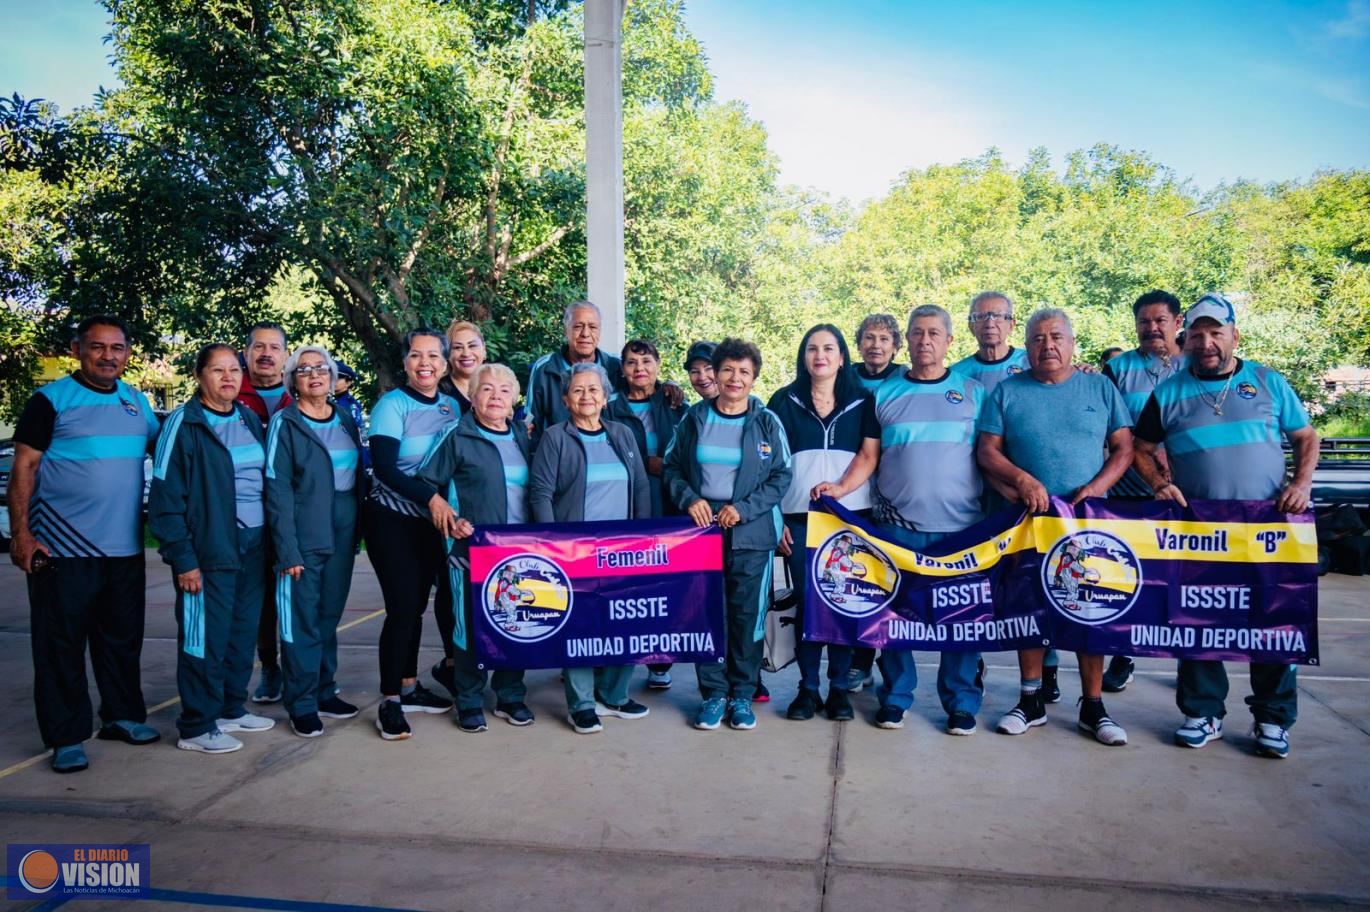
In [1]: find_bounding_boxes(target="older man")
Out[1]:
[9,316,163,772]
[977,308,1134,745]
[817,305,988,733]
[1132,293,1317,759]
[1097,289,1190,691]
[526,302,625,448]
[952,291,1030,393]
[237,321,293,705]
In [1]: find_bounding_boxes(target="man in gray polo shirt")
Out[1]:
[977,307,1135,746]
[1132,293,1318,759]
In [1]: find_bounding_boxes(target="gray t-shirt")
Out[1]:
[477,424,529,524]
[979,370,1132,497]
[579,428,629,521]
[205,407,267,528]
[697,404,746,502]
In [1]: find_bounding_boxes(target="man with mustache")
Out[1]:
[1097,290,1189,692]
[9,316,163,772]
[236,322,294,704]
[1132,293,1317,759]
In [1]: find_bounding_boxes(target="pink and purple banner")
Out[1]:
[804,496,1319,664]
[468,517,725,670]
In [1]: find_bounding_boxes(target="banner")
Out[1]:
[804,496,1319,664]
[468,517,725,670]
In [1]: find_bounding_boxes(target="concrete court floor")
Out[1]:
[0,553,1367,912]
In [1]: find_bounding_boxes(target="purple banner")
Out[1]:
[804,496,1319,664]
[469,517,725,670]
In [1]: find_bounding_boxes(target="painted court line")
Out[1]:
[0,609,385,782]
[1,878,420,912]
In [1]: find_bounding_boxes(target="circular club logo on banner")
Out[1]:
[18,850,60,893]
[811,531,901,618]
[482,554,573,642]
[1040,530,1142,625]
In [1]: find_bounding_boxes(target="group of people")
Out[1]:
[9,288,1317,773]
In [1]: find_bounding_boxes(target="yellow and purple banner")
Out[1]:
[804,495,1319,664]
[469,517,725,670]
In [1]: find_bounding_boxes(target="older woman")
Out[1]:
[767,325,879,723]
[605,339,687,690]
[664,339,792,731]
[149,343,276,754]
[439,319,487,413]
[364,328,462,741]
[529,363,652,734]
[264,345,366,738]
[416,363,535,733]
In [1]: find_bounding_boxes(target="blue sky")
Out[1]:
[3,0,1368,202]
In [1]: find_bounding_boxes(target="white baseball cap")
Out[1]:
[1184,292,1237,329]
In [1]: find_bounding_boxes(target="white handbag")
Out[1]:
[763,559,798,673]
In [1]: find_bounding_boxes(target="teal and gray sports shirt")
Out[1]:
[873,370,985,533]
[477,423,529,524]
[1103,348,1189,496]
[626,399,658,456]
[203,406,267,528]
[367,386,460,517]
[951,346,1029,394]
[1134,359,1310,501]
[14,373,161,557]
[697,404,747,502]
[303,411,361,493]
[578,427,630,521]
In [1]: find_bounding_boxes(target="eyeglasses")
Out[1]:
[969,312,1012,324]
[294,365,331,377]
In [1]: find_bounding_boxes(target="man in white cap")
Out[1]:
[1132,292,1318,759]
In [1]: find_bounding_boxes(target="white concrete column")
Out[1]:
[584,0,626,353]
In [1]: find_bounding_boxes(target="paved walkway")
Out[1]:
[1,554,1367,911]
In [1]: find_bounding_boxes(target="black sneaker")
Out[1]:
[996,692,1047,735]
[786,688,821,720]
[1042,666,1061,704]
[430,660,458,700]
[290,713,324,738]
[946,710,977,736]
[1102,656,1135,693]
[569,709,603,734]
[596,698,649,719]
[754,680,770,703]
[825,688,854,721]
[456,708,487,733]
[318,695,359,719]
[493,702,536,726]
[400,682,454,714]
[875,705,905,729]
[376,701,411,741]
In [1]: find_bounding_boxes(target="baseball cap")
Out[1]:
[683,341,717,369]
[1184,293,1237,329]
[335,361,359,381]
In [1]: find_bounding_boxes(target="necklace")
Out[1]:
[1197,368,1235,416]
[1144,350,1176,388]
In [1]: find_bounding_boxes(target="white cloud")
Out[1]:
[710,55,995,203]
[1327,0,1370,39]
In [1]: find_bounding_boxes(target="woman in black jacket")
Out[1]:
[529,362,652,734]
[149,343,276,755]
[767,325,879,723]
[265,345,366,738]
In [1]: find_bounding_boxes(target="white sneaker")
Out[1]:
[176,730,243,754]
[217,712,276,733]
[1252,722,1290,759]
[1174,716,1223,748]
[1079,714,1128,746]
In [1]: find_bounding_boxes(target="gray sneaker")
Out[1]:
[846,668,875,691]
[217,712,276,733]
[176,730,243,754]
